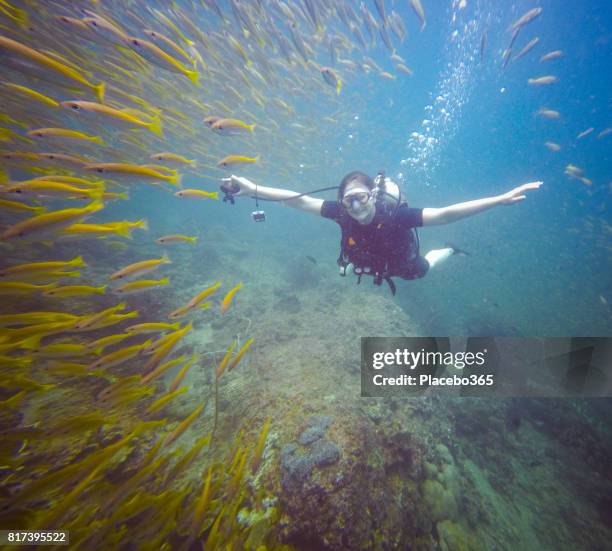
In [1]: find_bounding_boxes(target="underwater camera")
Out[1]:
[251,210,266,222]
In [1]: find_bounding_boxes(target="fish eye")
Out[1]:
[91,20,98,27]
[47,155,55,159]
[71,104,79,110]
[18,232,24,237]
[15,189,21,194]
[132,39,140,46]
[96,168,103,173]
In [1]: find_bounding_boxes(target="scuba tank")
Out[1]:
[372,170,406,216]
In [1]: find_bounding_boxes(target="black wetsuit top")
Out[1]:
[321,200,429,280]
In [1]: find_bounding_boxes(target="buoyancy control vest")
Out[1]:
[337,171,420,295]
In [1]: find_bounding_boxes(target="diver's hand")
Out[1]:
[220,175,256,197]
[498,181,543,205]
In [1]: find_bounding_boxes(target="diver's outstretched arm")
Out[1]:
[221,175,324,216]
[422,181,543,226]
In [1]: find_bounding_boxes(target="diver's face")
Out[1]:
[342,182,375,223]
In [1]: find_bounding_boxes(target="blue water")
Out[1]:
[1,1,611,549]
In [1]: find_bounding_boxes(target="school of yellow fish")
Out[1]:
[0,0,377,545]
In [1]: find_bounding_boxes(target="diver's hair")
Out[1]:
[337,171,374,202]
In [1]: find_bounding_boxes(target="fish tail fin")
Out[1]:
[138,219,149,231]
[148,116,164,137]
[336,79,342,95]
[198,301,211,309]
[189,236,198,242]
[116,224,132,239]
[19,335,42,350]
[93,136,106,146]
[161,278,170,285]
[254,155,260,163]
[162,252,172,264]
[71,255,86,267]
[99,285,107,294]
[168,173,181,186]
[190,159,197,167]
[94,82,106,103]
[185,69,199,86]
[249,124,255,134]
[210,191,219,199]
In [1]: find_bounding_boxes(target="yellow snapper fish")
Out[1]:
[110,254,171,281]
[0,311,79,327]
[210,118,255,135]
[125,322,180,334]
[84,333,132,354]
[54,15,94,42]
[27,127,105,145]
[1,201,103,240]
[34,342,94,359]
[140,354,188,385]
[123,35,199,85]
[174,189,218,199]
[37,152,91,168]
[0,282,58,295]
[86,339,152,371]
[73,302,127,331]
[143,28,194,65]
[150,152,196,167]
[61,101,163,136]
[167,300,211,320]
[220,283,243,314]
[4,181,104,200]
[217,155,259,168]
[60,220,145,240]
[0,35,105,102]
[186,281,222,309]
[82,14,129,46]
[140,163,177,175]
[43,284,107,298]
[155,234,197,245]
[0,151,89,169]
[26,175,105,188]
[0,198,46,214]
[84,163,180,185]
[112,277,170,296]
[142,321,192,356]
